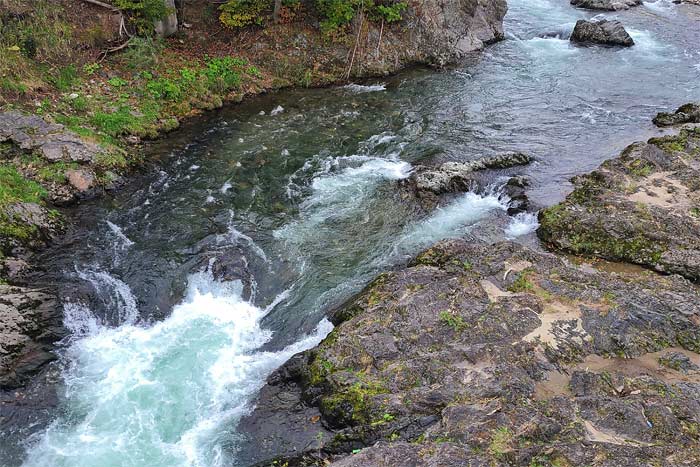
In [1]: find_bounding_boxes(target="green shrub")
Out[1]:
[219,0,269,28]
[203,57,243,91]
[113,0,169,34]
[374,1,407,22]
[146,78,182,100]
[121,37,163,69]
[316,0,358,33]
[315,0,408,34]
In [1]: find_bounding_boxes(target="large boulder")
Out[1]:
[408,153,532,196]
[538,127,700,281]
[571,0,642,10]
[238,240,700,466]
[570,19,635,47]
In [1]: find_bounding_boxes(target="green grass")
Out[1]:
[0,164,48,249]
[508,270,535,292]
[439,310,468,332]
[488,427,514,459]
[52,65,78,92]
[0,165,47,206]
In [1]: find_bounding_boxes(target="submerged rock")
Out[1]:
[571,0,642,10]
[538,127,700,281]
[239,240,700,466]
[653,102,700,127]
[0,285,64,389]
[570,19,635,47]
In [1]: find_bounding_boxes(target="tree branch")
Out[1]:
[81,0,120,12]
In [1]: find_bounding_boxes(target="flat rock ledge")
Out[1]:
[238,239,700,466]
[538,127,700,281]
[570,19,635,47]
[570,0,642,10]
[0,111,103,164]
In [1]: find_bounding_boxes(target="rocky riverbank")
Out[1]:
[0,0,508,391]
[238,108,700,466]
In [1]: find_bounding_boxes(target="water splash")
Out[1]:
[75,268,139,326]
[505,212,540,239]
[343,83,387,93]
[23,272,332,467]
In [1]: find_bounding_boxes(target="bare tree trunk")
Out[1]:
[273,0,282,23]
[154,0,178,37]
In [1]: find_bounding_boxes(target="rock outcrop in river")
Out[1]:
[653,103,700,127]
[570,19,635,47]
[538,125,700,281]
[0,285,63,389]
[570,0,642,10]
[240,239,700,466]
[239,111,700,466]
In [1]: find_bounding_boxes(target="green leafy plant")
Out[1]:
[83,62,101,76]
[219,0,269,28]
[439,310,468,332]
[108,77,129,87]
[374,1,407,22]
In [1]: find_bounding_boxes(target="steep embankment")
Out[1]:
[238,112,700,466]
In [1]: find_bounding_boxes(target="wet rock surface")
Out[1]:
[407,153,532,196]
[239,240,700,466]
[570,19,635,46]
[399,153,532,214]
[538,127,700,281]
[653,102,700,127]
[0,285,63,389]
[570,0,642,10]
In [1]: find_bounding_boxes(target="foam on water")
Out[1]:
[505,212,540,239]
[343,83,386,93]
[106,221,134,248]
[644,0,676,14]
[75,268,139,326]
[23,272,332,467]
[391,191,508,256]
[626,28,673,58]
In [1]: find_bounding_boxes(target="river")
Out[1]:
[2,0,699,465]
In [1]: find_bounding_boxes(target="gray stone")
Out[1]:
[571,0,642,10]
[238,240,700,466]
[0,285,64,389]
[653,103,700,127]
[0,111,104,164]
[570,19,635,47]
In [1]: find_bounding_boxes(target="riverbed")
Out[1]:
[2,0,699,465]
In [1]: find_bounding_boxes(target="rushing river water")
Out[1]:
[2,0,699,466]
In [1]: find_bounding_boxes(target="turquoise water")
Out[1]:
[2,0,698,465]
